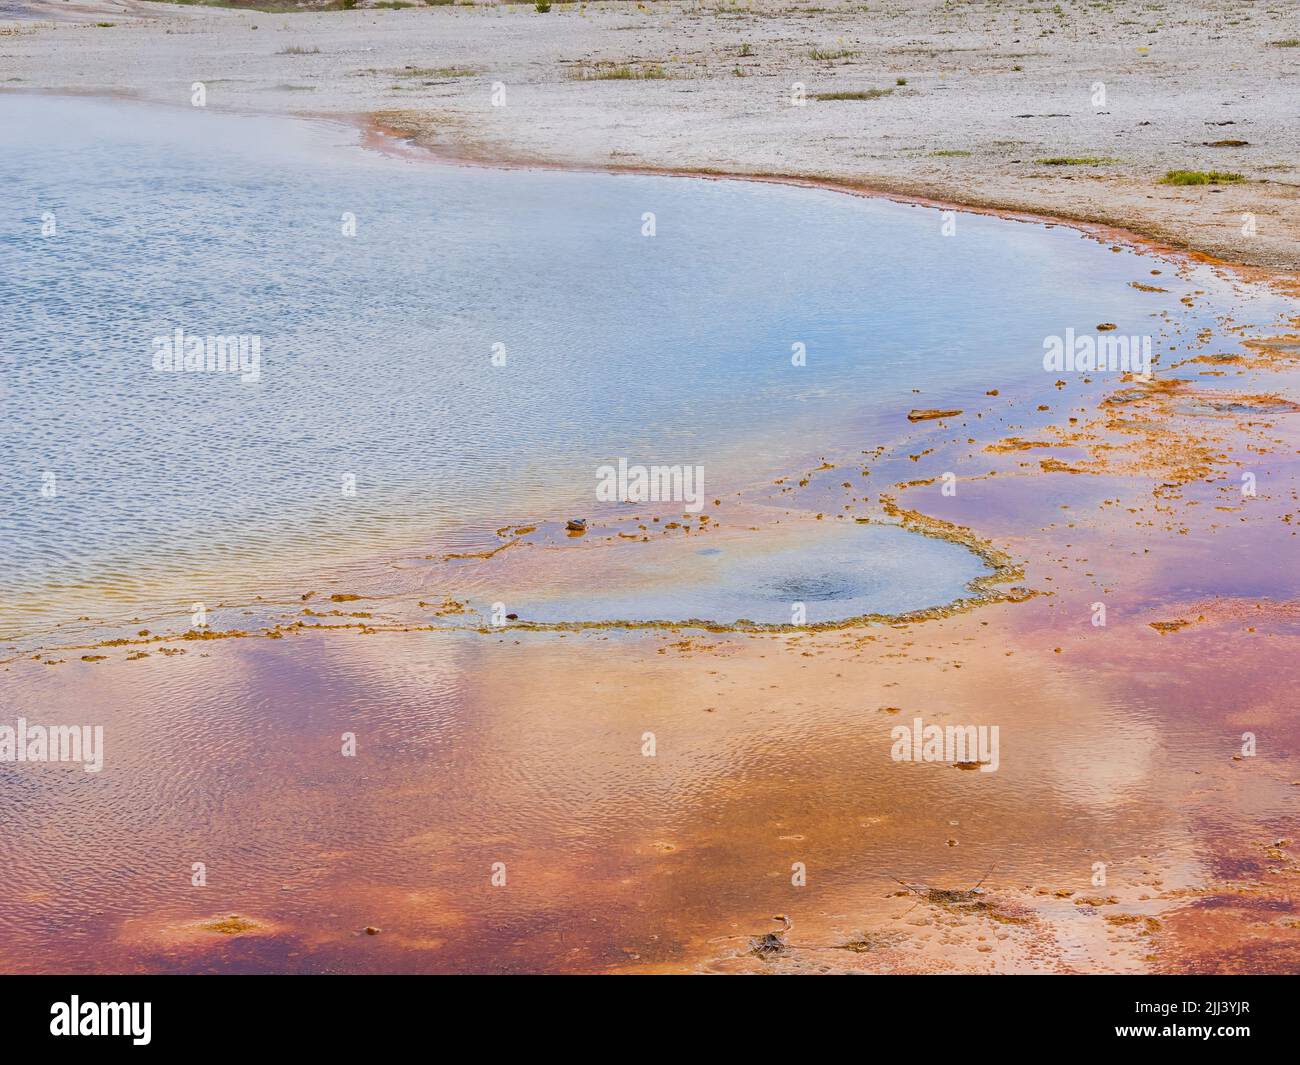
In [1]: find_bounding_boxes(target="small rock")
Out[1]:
[907,408,963,422]
[365,926,381,935]
[565,518,587,532]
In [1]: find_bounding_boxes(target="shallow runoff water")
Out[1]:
[0,94,1277,641]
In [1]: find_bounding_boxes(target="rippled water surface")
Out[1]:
[0,94,1254,638]
[3,94,1299,976]
[466,521,992,626]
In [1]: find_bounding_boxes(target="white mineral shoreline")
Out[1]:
[4,0,1299,272]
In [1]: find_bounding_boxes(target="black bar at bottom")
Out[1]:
[1,973,1293,1052]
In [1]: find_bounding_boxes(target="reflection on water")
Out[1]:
[450,520,992,626]
[2,94,1280,639]
[2,95,1299,975]
[3,605,1296,974]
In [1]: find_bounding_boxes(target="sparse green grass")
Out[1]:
[1159,170,1245,185]
[809,47,857,61]
[278,44,320,54]
[535,0,551,10]
[1037,156,1115,166]
[814,87,893,101]
[1268,38,1299,48]
[574,63,668,81]
[1205,139,1249,148]
[895,76,907,85]
[738,42,754,57]
[394,65,476,78]
[372,1,414,7]
[930,149,971,157]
